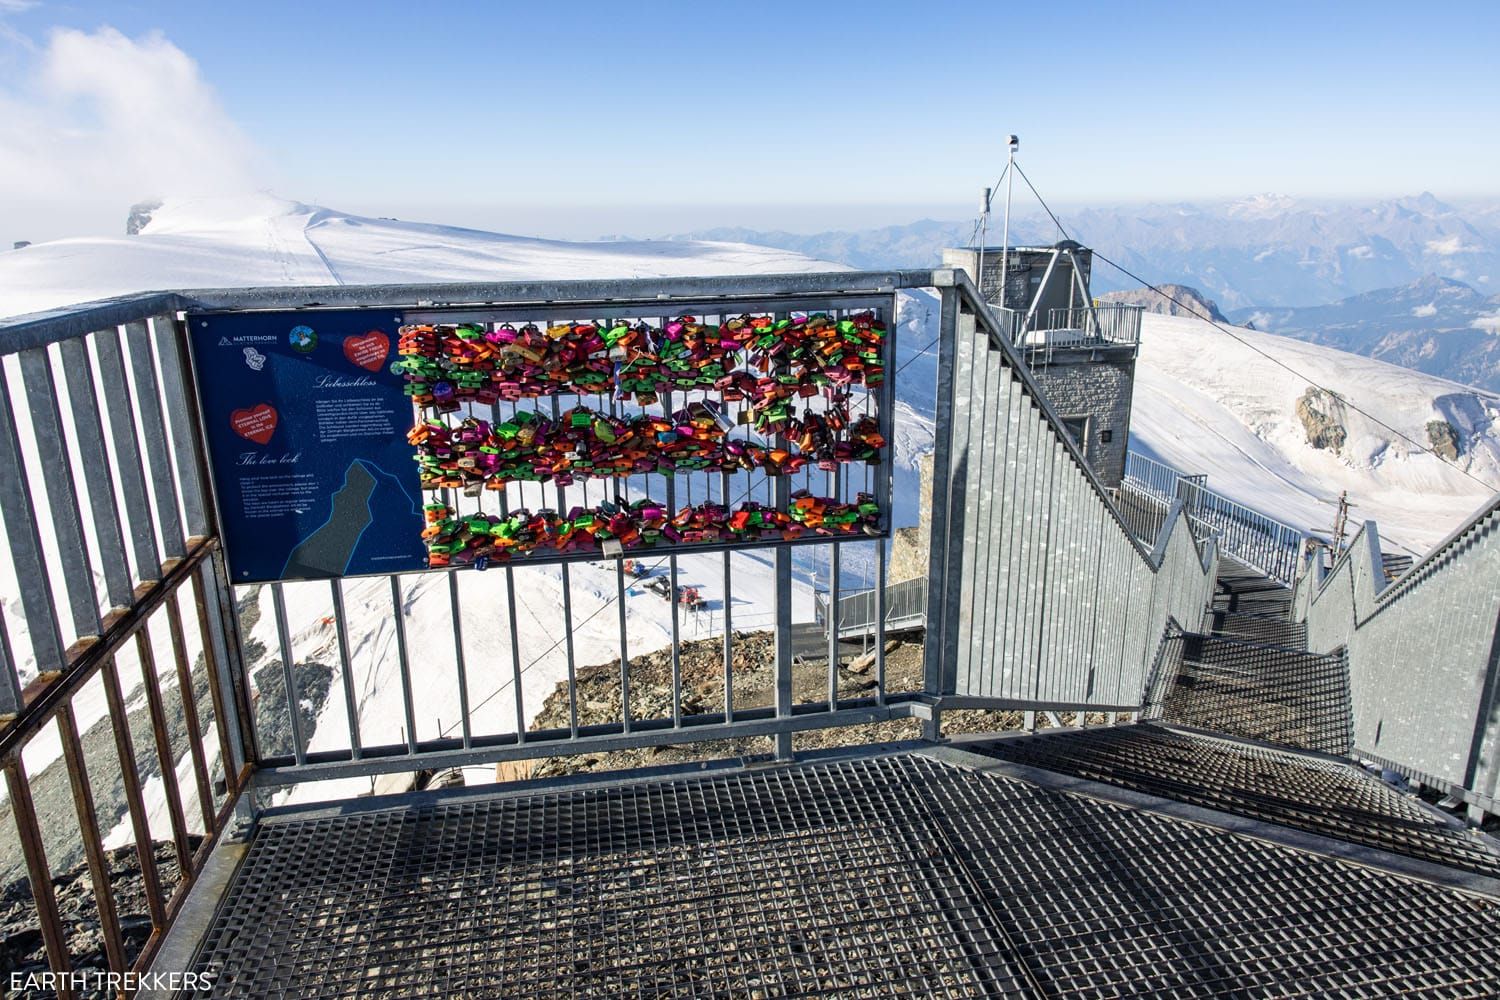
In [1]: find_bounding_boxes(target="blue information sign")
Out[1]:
[188,309,427,582]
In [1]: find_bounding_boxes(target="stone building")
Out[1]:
[941,241,1141,489]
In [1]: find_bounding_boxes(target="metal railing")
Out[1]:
[1291,495,1500,817]
[0,270,1222,992]
[989,303,1143,348]
[819,576,929,639]
[1123,452,1305,586]
[926,281,1218,714]
[1043,304,1144,345]
[0,307,249,991]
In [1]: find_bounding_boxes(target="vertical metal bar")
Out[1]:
[772,311,794,759]
[826,471,840,710]
[330,579,364,758]
[271,583,308,763]
[57,702,128,975]
[136,628,195,871]
[491,486,526,745]
[616,559,632,734]
[874,537,887,704]
[192,564,241,793]
[151,314,210,538]
[721,519,734,721]
[94,326,161,581]
[165,593,216,830]
[553,397,579,739]
[0,615,20,718]
[5,758,75,998]
[386,576,419,754]
[207,549,256,767]
[124,319,186,559]
[58,337,134,610]
[998,377,1023,699]
[983,366,1014,695]
[921,289,960,702]
[1010,405,1037,698]
[664,401,682,727]
[444,574,471,750]
[20,347,102,641]
[0,362,67,675]
[100,655,166,928]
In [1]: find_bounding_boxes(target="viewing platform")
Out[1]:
[0,270,1496,998]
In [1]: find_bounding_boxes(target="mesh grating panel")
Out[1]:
[185,758,1029,998]
[181,753,1500,998]
[920,760,1500,998]
[968,724,1500,880]
[1146,633,1353,754]
[1205,610,1307,649]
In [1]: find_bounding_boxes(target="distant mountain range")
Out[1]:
[1228,275,1500,393]
[676,193,1500,311]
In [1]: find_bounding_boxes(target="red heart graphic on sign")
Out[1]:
[343,330,389,372]
[230,404,278,445]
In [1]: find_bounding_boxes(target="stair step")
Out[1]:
[1204,611,1307,649]
[1147,632,1352,755]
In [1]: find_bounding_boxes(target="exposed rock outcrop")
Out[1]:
[1098,283,1229,323]
[125,200,163,236]
[1427,419,1462,460]
[1296,388,1347,453]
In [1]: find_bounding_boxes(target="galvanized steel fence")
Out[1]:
[0,302,249,992]
[1291,495,1500,818]
[926,281,1218,715]
[1123,451,1305,585]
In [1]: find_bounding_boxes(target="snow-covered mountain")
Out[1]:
[1132,312,1500,556]
[0,194,836,317]
[1,195,1496,819]
[1227,275,1500,393]
[675,193,1500,310]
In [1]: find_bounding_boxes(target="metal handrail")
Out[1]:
[1291,501,1500,814]
[1123,452,1304,585]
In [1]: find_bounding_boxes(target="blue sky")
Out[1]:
[2,0,1498,242]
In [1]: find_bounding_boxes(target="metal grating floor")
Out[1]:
[181,752,1500,998]
[968,723,1500,880]
[1146,632,1353,755]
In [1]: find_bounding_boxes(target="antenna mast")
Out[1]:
[999,134,1018,310]
[976,186,992,300]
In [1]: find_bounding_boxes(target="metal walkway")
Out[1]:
[969,723,1500,881]
[1145,560,1354,755]
[172,748,1500,999]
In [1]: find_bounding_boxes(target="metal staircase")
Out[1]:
[1145,560,1354,756]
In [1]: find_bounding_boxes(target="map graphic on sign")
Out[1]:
[189,309,428,582]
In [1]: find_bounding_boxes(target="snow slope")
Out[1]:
[1130,313,1500,555]
[0,194,836,317]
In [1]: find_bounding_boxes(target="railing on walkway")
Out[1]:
[818,576,929,639]
[1042,304,1144,345]
[0,270,1226,992]
[1291,495,1500,818]
[0,307,249,989]
[1123,452,1305,586]
[927,283,1218,712]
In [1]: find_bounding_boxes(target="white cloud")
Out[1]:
[1411,303,1437,318]
[0,27,260,236]
[1347,245,1374,260]
[0,0,39,12]
[1425,235,1478,256]
[1472,312,1500,335]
